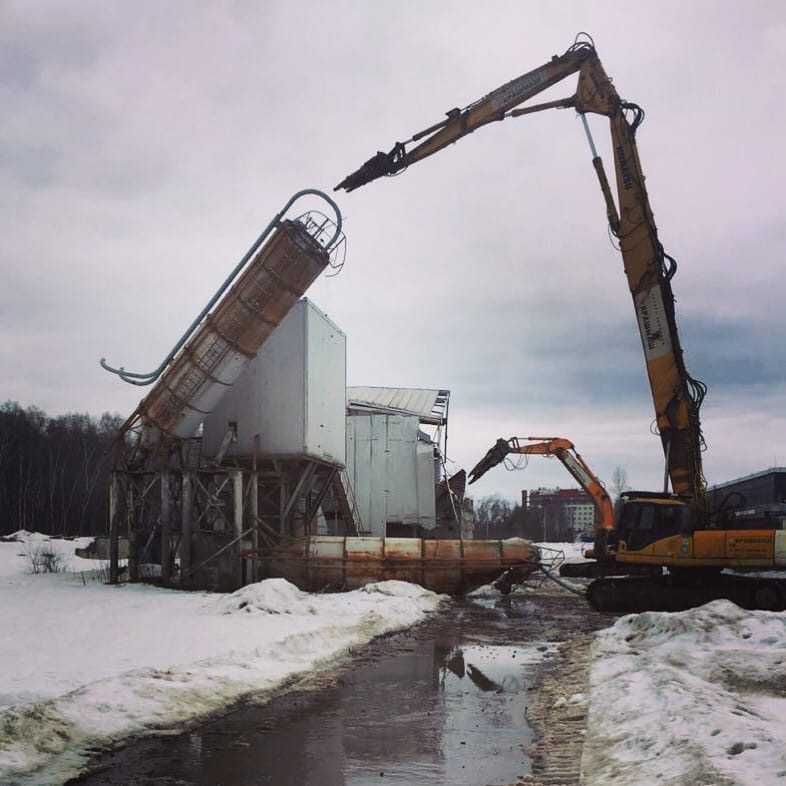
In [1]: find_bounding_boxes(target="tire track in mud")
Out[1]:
[514,585,613,786]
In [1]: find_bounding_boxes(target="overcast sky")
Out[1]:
[3,1,786,502]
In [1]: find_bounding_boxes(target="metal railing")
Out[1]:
[100,189,343,387]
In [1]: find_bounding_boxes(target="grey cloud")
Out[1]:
[0,7,106,90]
[682,315,786,390]
[0,142,61,187]
[3,1,786,503]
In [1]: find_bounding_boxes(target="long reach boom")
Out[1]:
[336,34,707,510]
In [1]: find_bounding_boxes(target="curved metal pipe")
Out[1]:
[100,189,342,386]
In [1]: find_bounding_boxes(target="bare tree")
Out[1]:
[25,541,65,574]
[475,495,514,538]
[610,465,631,503]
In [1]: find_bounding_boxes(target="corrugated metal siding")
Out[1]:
[346,413,436,536]
[347,386,448,424]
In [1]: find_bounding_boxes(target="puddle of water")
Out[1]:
[70,600,551,786]
[336,639,538,786]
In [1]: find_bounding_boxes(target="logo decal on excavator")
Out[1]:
[490,69,547,113]
[635,287,672,360]
[616,145,634,190]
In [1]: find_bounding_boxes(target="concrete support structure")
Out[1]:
[181,472,193,587]
[160,471,171,582]
[231,470,244,587]
[108,457,358,591]
[109,473,119,584]
[248,462,259,584]
[127,483,138,582]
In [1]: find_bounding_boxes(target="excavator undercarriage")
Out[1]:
[586,572,786,613]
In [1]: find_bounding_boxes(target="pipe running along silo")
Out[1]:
[101,189,345,449]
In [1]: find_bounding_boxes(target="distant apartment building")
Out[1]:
[526,487,596,540]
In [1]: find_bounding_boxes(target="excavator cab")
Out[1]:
[614,493,693,555]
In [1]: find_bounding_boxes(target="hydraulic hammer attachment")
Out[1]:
[335,148,404,192]
[468,438,511,485]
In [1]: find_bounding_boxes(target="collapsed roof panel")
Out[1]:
[347,386,450,425]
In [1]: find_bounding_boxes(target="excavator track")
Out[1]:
[587,574,786,613]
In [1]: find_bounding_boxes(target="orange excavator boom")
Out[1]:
[468,436,614,533]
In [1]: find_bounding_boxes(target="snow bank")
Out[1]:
[360,579,439,599]
[0,537,446,785]
[0,530,99,578]
[582,600,786,785]
[219,577,319,615]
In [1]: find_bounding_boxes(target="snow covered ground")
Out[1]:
[0,530,100,579]
[10,532,785,785]
[582,600,786,786]
[0,532,446,785]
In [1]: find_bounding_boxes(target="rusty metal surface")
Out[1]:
[140,221,329,441]
[261,536,540,595]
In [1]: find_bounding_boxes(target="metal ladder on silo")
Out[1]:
[332,469,366,536]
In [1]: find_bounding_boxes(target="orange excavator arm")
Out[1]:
[336,34,707,511]
[468,437,614,533]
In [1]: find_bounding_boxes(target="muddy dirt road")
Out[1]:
[70,585,613,786]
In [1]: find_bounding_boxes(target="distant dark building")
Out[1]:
[527,487,596,540]
[709,468,786,509]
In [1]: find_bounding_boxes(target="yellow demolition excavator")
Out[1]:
[337,34,786,611]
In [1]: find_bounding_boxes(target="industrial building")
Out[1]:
[526,487,596,541]
[110,292,464,588]
[203,309,456,543]
[200,301,461,551]
[709,468,786,510]
[345,386,451,537]
[101,193,478,593]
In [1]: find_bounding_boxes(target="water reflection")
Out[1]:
[71,601,544,786]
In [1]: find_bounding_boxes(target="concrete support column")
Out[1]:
[279,481,287,536]
[109,473,119,584]
[181,472,193,587]
[231,469,244,588]
[127,482,138,582]
[160,471,171,583]
[249,470,259,583]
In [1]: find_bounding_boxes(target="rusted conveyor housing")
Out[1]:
[101,189,345,454]
[260,536,541,595]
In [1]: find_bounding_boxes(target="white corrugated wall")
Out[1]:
[346,413,436,536]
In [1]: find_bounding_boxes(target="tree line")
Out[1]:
[0,402,123,537]
[474,495,572,541]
